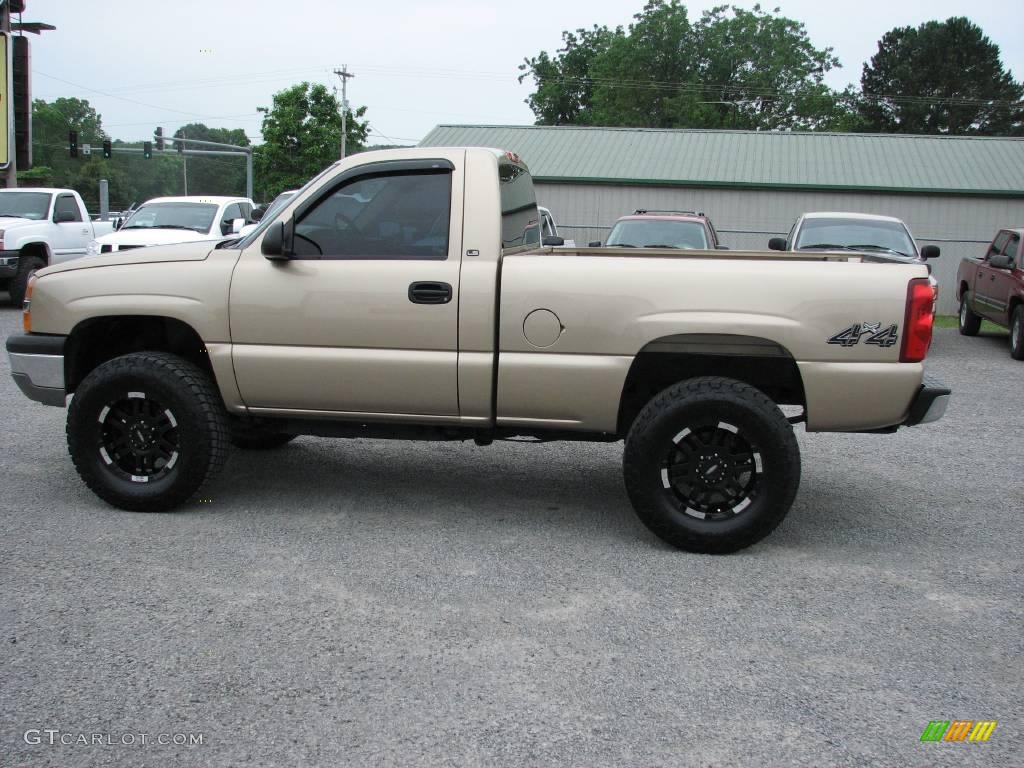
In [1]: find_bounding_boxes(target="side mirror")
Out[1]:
[542,236,565,247]
[588,240,602,247]
[989,253,1012,270]
[920,244,940,260]
[251,207,265,223]
[114,217,124,231]
[261,221,291,260]
[55,210,76,223]
[231,217,246,235]
[768,237,787,251]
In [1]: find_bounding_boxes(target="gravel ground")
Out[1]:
[1,305,1021,767]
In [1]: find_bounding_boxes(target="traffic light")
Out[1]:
[69,130,78,158]
[155,127,163,150]
[102,139,112,159]
[143,141,152,159]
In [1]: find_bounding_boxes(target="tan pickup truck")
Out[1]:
[6,148,950,553]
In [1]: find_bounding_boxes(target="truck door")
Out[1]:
[988,231,1020,324]
[50,194,92,263]
[229,159,464,417]
[975,231,1011,320]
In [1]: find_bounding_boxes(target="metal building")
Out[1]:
[420,125,1024,314]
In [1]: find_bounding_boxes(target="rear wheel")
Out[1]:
[8,255,44,306]
[623,377,801,554]
[959,292,982,336]
[1011,306,1024,361]
[67,352,229,511]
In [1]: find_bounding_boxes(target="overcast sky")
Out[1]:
[24,0,1024,146]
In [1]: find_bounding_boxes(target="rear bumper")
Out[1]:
[902,374,950,427]
[0,251,19,279]
[6,333,67,407]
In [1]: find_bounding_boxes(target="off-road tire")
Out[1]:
[8,255,44,306]
[1011,306,1024,361]
[959,293,982,336]
[229,420,298,450]
[67,352,229,511]
[623,376,801,554]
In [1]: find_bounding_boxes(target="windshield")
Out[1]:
[606,219,709,249]
[121,202,218,234]
[0,191,51,220]
[795,218,916,256]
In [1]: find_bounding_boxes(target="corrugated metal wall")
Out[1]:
[535,182,1024,315]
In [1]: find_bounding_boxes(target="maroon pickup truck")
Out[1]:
[957,228,1024,360]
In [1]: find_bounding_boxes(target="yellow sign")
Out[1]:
[0,32,8,168]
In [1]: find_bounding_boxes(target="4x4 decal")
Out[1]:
[828,322,899,348]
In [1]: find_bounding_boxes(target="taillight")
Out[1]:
[22,274,36,333]
[900,277,936,363]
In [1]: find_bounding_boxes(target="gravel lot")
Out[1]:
[1,305,1020,767]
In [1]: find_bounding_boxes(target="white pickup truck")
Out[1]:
[0,188,115,305]
[90,196,255,255]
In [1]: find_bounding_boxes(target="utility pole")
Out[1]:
[181,129,187,195]
[333,66,355,159]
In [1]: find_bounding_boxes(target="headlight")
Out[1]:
[86,240,100,257]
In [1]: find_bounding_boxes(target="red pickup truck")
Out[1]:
[957,228,1024,359]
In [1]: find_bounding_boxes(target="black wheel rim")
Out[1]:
[660,421,761,520]
[97,392,180,483]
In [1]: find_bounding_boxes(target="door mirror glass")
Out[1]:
[920,244,940,259]
[989,253,1011,269]
[716,245,730,250]
[768,237,787,251]
[588,240,602,247]
[542,235,565,246]
[55,210,77,223]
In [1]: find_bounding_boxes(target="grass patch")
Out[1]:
[935,315,1006,333]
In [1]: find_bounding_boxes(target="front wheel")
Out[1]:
[959,293,982,336]
[67,352,229,511]
[8,255,44,306]
[1011,306,1024,361]
[623,377,801,554]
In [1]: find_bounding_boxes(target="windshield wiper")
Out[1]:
[607,243,637,248]
[797,243,859,251]
[847,244,912,258]
[642,244,680,249]
[122,224,196,230]
[0,213,27,218]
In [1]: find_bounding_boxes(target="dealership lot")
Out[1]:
[1,306,1020,767]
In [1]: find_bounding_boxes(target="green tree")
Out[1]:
[31,97,105,186]
[859,17,1024,135]
[171,123,250,197]
[254,82,369,200]
[519,1,850,131]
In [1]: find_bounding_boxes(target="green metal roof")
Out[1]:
[419,125,1024,197]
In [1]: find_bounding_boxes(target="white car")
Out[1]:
[769,211,939,264]
[89,196,255,255]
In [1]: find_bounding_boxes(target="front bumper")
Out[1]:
[6,333,67,407]
[0,251,19,279]
[902,374,950,427]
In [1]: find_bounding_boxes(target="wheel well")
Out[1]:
[959,280,970,300]
[1011,296,1022,319]
[65,316,214,394]
[616,335,805,435]
[20,242,50,265]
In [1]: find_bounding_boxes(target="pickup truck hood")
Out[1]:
[39,241,215,275]
[95,228,218,247]
[0,216,41,229]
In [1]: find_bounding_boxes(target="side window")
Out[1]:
[987,231,1010,259]
[1003,234,1020,265]
[292,171,451,260]
[54,195,83,223]
[500,161,539,249]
